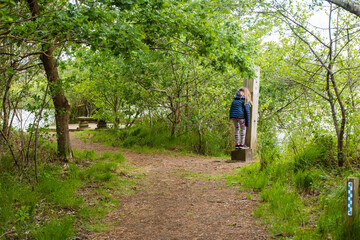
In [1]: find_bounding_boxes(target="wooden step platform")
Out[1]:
[230,149,252,162]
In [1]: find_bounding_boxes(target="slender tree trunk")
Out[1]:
[113,101,119,129]
[148,106,152,128]
[40,46,72,160]
[27,0,72,161]
[2,74,13,138]
[171,120,176,137]
[330,73,346,167]
[197,122,202,153]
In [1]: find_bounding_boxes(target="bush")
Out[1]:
[293,169,323,192]
[293,135,335,172]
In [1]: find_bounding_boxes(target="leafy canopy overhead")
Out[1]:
[1,0,256,76]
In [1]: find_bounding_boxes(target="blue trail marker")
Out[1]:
[346,177,359,232]
[348,181,353,216]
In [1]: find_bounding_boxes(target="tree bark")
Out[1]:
[40,46,72,160]
[330,72,346,167]
[27,0,72,161]
[2,74,13,138]
[326,0,360,18]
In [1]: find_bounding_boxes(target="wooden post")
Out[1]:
[244,66,260,154]
[346,177,359,231]
[230,66,260,162]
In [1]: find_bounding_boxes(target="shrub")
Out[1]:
[293,135,335,172]
[293,169,323,192]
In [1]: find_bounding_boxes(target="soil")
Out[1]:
[70,132,272,240]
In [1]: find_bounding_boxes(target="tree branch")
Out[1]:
[286,78,329,101]
[326,0,360,18]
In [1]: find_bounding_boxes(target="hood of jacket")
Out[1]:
[235,91,244,100]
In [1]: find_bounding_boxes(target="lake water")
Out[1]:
[9,109,55,131]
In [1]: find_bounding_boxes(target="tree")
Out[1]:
[325,0,360,18]
[269,1,360,167]
[26,0,73,160]
[2,0,258,161]
[67,49,144,128]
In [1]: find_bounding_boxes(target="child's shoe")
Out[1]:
[239,144,249,149]
[235,144,241,149]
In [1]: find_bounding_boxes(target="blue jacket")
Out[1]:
[229,91,250,127]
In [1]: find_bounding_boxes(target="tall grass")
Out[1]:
[225,136,360,239]
[31,217,75,240]
[0,157,81,239]
[0,148,139,239]
[255,182,307,236]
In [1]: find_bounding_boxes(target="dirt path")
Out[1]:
[70,133,271,240]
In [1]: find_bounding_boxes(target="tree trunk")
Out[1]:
[40,46,72,160]
[2,74,13,138]
[171,121,176,137]
[197,122,202,154]
[27,0,72,161]
[148,106,152,128]
[330,72,346,167]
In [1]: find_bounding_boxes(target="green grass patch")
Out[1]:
[255,182,307,237]
[224,162,269,191]
[0,149,141,239]
[31,217,75,240]
[224,156,360,239]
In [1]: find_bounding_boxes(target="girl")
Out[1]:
[229,87,252,149]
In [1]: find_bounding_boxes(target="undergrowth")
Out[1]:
[0,149,141,239]
[224,135,360,239]
[74,122,230,157]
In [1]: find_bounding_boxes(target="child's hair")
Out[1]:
[239,87,252,106]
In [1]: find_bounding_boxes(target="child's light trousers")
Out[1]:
[232,118,246,145]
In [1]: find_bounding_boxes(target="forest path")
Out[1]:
[70,132,271,240]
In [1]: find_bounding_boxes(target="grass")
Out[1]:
[0,149,141,239]
[74,123,232,157]
[73,123,360,239]
[31,217,74,240]
[223,140,360,239]
[254,182,307,237]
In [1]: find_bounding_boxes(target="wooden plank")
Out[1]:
[244,66,260,154]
